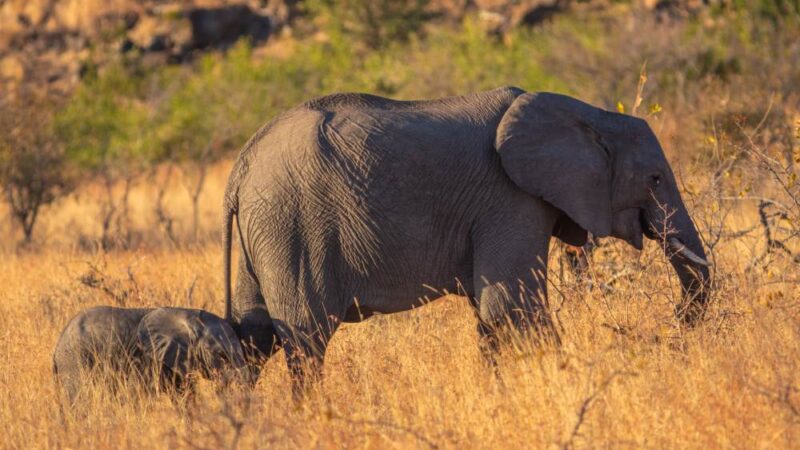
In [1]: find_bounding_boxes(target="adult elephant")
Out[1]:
[222,87,711,390]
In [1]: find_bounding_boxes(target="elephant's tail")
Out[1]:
[223,204,235,322]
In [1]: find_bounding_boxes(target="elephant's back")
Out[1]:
[231,87,523,186]
[301,86,524,115]
[232,86,523,167]
[239,87,522,184]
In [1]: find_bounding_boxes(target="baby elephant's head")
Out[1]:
[137,308,254,390]
[193,312,254,386]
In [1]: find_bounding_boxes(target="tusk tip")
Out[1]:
[668,238,711,267]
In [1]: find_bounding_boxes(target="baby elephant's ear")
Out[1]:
[137,309,197,379]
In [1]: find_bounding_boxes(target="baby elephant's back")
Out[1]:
[53,306,152,402]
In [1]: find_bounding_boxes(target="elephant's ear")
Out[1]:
[495,92,613,238]
[137,309,197,376]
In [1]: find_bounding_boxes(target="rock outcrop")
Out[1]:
[0,0,277,98]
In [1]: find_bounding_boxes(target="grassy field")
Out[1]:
[1,159,799,449]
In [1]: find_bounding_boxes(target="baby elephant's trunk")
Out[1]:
[200,327,255,387]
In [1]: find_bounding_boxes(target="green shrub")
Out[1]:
[729,0,800,21]
[305,0,432,49]
[56,63,154,174]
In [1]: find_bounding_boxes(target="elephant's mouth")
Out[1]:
[617,207,665,248]
[612,207,645,249]
[639,206,677,242]
[611,206,702,253]
[640,208,657,240]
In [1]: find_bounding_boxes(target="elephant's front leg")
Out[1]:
[472,206,560,363]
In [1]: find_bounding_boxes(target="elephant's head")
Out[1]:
[137,309,253,389]
[495,92,711,324]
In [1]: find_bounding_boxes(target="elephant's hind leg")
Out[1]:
[234,251,280,374]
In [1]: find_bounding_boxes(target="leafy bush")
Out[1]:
[305,0,432,49]
[56,63,156,175]
[727,0,800,21]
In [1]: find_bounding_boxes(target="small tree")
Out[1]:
[57,63,154,249]
[0,96,73,244]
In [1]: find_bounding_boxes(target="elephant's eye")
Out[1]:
[650,174,662,187]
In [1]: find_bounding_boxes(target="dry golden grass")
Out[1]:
[1,159,799,449]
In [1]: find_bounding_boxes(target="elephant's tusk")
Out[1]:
[668,238,711,267]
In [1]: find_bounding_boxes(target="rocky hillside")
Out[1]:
[0,0,291,97]
[0,0,712,99]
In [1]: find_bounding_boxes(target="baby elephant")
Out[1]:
[53,306,250,405]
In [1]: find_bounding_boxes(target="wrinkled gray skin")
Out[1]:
[53,306,249,405]
[222,87,711,392]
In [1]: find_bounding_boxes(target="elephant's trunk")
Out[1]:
[645,198,711,325]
